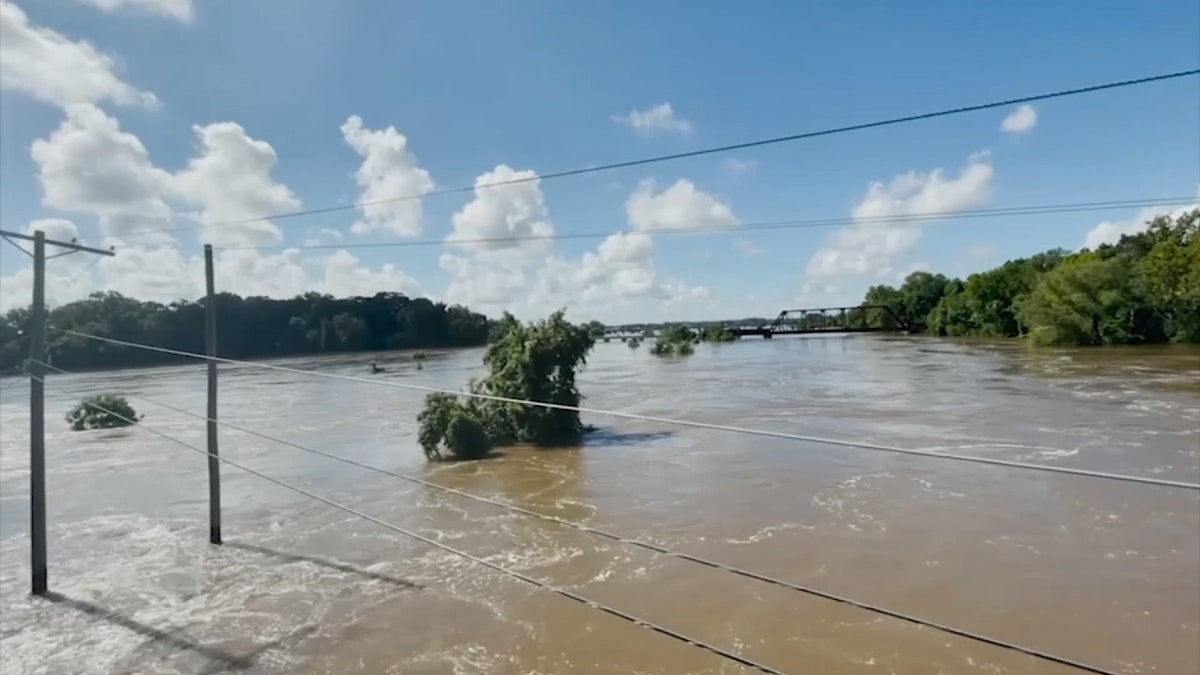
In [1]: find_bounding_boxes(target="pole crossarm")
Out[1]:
[0,229,115,257]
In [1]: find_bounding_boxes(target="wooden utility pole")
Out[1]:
[204,244,221,545]
[0,228,114,596]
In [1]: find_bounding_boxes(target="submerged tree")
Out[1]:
[650,324,697,357]
[66,395,141,431]
[699,325,738,342]
[417,393,491,460]
[417,311,596,461]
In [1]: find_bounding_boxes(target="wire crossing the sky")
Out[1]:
[91,68,1199,242]
[32,359,1129,675]
[216,196,1199,252]
[30,374,788,675]
[46,328,1200,492]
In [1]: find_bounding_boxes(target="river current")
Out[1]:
[1,335,1197,674]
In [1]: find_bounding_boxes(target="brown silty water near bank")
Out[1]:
[0,335,1197,674]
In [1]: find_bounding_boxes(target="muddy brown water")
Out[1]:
[0,335,1197,675]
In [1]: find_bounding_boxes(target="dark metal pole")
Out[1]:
[204,244,221,545]
[1,227,114,596]
[29,231,47,596]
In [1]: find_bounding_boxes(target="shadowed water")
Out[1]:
[0,335,1197,674]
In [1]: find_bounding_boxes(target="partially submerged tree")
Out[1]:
[651,324,697,356]
[417,393,491,460]
[418,311,596,461]
[66,395,141,431]
[699,325,737,342]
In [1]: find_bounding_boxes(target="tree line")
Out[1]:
[0,291,493,373]
[857,209,1200,346]
[4,209,1193,375]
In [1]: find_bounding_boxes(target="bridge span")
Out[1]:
[731,305,912,338]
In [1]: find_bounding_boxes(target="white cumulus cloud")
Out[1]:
[611,102,694,136]
[436,169,712,320]
[320,250,421,298]
[532,231,708,318]
[438,165,555,310]
[625,179,738,233]
[446,164,554,259]
[0,0,711,325]
[515,177,729,317]
[2,110,429,313]
[171,122,302,248]
[1001,104,1037,135]
[806,151,995,281]
[529,189,715,319]
[340,116,434,237]
[26,217,80,243]
[0,0,158,109]
[31,103,174,241]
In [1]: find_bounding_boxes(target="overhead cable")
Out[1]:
[33,358,1124,675]
[90,69,1200,241]
[33,376,787,674]
[215,197,1199,252]
[44,329,1200,492]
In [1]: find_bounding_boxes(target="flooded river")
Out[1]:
[0,335,1197,675]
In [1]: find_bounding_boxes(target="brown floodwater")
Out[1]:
[0,335,1197,675]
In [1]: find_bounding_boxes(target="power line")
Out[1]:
[64,255,108,284]
[218,197,1198,252]
[103,196,1195,247]
[33,358,1122,675]
[36,375,787,675]
[45,329,1200,491]
[92,68,1200,241]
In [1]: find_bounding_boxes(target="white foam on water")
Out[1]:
[811,473,892,535]
[409,642,508,675]
[0,512,422,675]
[723,522,810,546]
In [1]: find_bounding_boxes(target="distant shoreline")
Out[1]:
[0,344,479,380]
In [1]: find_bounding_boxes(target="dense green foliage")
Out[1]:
[860,209,1200,346]
[66,395,141,431]
[859,271,951,330]
[650,324,698,356]
[649,323,738,356]
[0,291,491,373]
[418,393,492,460]
[583,320,607,338]
[699,325,738,342]
[418,311,596,461]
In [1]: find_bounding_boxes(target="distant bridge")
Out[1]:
[599,331,645,342]
[731,305,911,338]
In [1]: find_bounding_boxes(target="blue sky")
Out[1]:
[0,0,1197,322]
